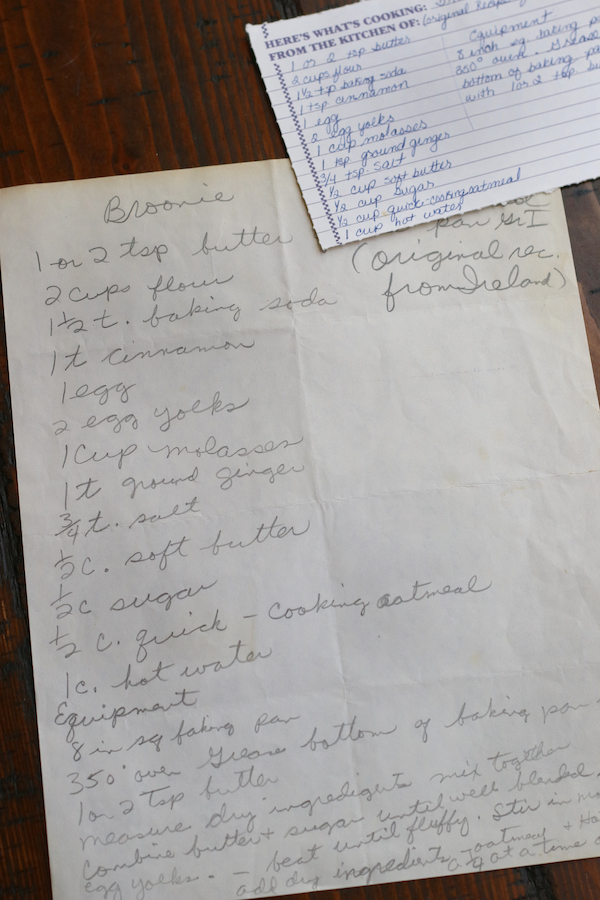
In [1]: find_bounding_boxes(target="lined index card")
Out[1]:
[248,0,600,249]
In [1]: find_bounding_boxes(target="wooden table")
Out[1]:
[0,2,599,898]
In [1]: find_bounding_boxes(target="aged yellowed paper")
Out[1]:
[1,160,600,900]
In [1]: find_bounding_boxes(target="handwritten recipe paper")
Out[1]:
[3,160,600,900]
[247,0,600,249]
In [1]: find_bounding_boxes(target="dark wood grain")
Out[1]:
[0,2,599,899]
